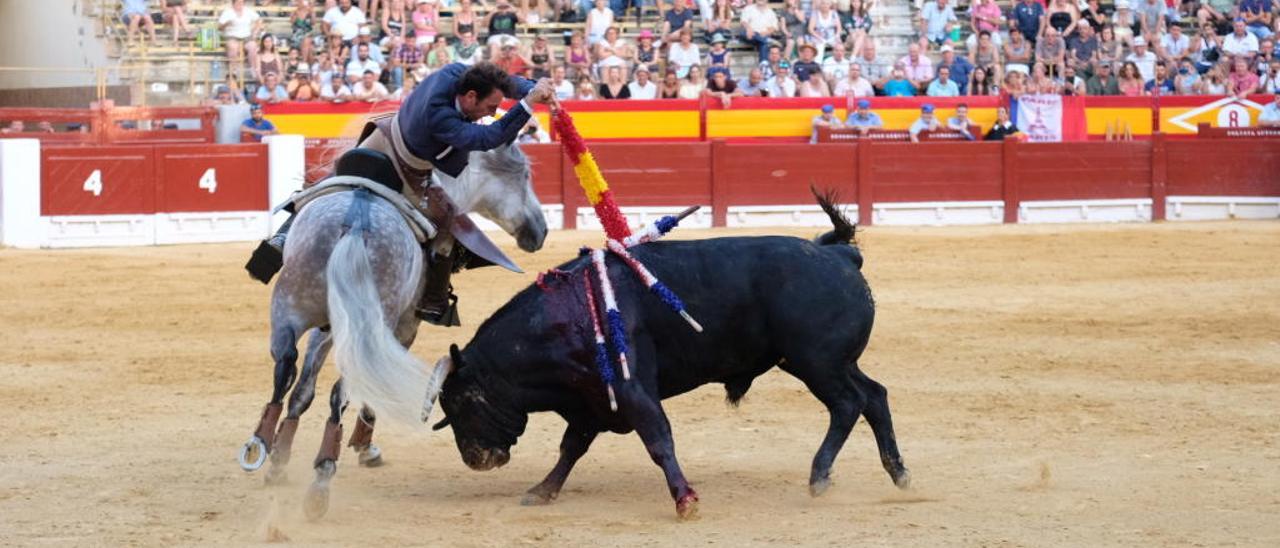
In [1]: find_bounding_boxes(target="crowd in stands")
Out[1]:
[123,0,1280,106]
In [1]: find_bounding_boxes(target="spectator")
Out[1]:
[211,83,245,104]
[883,65,917,96]
[1,120,25,133]
[324,0,367,42]
[391,35,426,86]
[740,0,783,62]
[256,34,283,84]
[1223,18,1262,57]
[122,0,158,45]
[1118,61,1145,95]
[37,121,56,134]
[1197,0,1235,33]
[926,66,960,96]
[1239,0,1275,41]
[1087,61,1121,95]
[793,44,824,85]
[705,0,736,40]
[1158,23,1191,65]
[909,103,940,142]
[758,45,784,80]
[219,0,263,83]
[1196,64,1229,93]
[390,71,417,100]
[659,70,682,98]
[969,66,998,95]
[663,0,695,43]
[1005,29,1033,75]
[495,44,531,77]
[381,0,408,46]
[1135,0,1167,39]
[290,1,318,63]
[629,66,659,99]
[354,26,387,67]
[1258,39,1277,71]
[320,72,354,101]
[970,0,1005,47]
[165,0,194,45]
[451,0,479,41]
[564,31,592,81]
[899,43,935,91]
[352,69,390,101]
[845,99,883,134]
[633,30,661,75]
[485,0,523,57]
[822,42,852,85]
[946,103,976,140]
[288,63,321,100]
[738,68,767,96]
[973,31,1004,81]
[241,104,277,141]
[781,0,806,60]
[765,61,798,97]
[919,0,959,47]
[809,0,844,59]
[346,43,382,83]
[1258,93,1280,126]
[855,40,885,87]
[1260,59,1280,92]
[810,104,842,143]
[529,35,554,80]
[679,65,708,99]
[1011,0,1045,43]
[1113,1,1139,48]
[576,78,598,100]
[551,65,576,100]
[706,34,732,75]
[522,0,551,25]
[412,0,442,46]
[454,31,484,66]
[599,65,631,98]
[324,29,351,67]
[1126,36,1158,81]
[1174,58,1202,94]
[1036,28,1068,77]
[1067,21,1100,73]
[255,72,289,103]
[798,70,832,96]
[984,105,1020,140]
[835,62,874,97]
[668,29,703,78]
[1002,69,1028,99]
[1046,0,1080,38]
[1144,60,1175,94]
[704,66,741,106]
[1228,55,1261,97]
[595,26,632,75]
[1097,24,1123,67]
[586,0,614,45]
[1062,65,1086,94]
[846,0,874,56]
[1192,22,1224,72]
[1029,61,1057,93]
[937,45,973,94]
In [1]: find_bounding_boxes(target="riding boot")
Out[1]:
[245,214,294,284]
[415,252,461,326]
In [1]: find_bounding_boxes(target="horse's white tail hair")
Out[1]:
[326,230,430,428]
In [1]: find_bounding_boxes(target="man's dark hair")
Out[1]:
[458,62,517,98]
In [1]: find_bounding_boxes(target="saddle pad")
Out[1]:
[274,175,437,243]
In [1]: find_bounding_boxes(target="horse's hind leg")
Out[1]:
[265,328,332,484]
[239,323,300,472]
[304,378,347,521]
[852,369,910,489]
[347,406,383,467]
[779,358,868,498]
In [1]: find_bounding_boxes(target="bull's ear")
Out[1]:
[449,344,465,369]
[432,417,451,431]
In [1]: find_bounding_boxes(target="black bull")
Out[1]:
[436,194,910,519]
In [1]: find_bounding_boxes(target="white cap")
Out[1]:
[358,26,371,36]
[939,45,953,53]
[1116,0,1130,8]
[296,62,311,73]
[1133,36,1146,46]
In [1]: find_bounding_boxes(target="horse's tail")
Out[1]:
[325,192,430,428]
[810,186,863,269]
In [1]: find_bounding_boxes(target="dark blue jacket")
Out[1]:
[397,63,536,178]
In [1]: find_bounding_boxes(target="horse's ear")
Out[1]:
[449,344,465,369]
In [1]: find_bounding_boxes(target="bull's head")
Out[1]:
[433,344,527,471]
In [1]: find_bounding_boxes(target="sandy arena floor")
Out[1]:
[1,221,1278,547]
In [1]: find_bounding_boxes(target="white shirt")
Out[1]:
[218,6,260,39]
[1222,32,1260,57]
[834,76,874,97]
[1160,33,1190,59]
[346,57,382,78]
[627,80,658,99]
[740,4,779,34]
[352,81,389,101]
[765,77,797,98]
[668,43,702,77]
[320,83,352,100]
[323,6,367,42]
[822,56,851,83]
[553,80,575,101]
[1126,51,1157,82]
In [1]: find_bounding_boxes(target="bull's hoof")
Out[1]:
[357,445,384,468]
[809,477,832,498]
[893,468,912,490]
[675,492,700,520]
[303,484,330,521]
[263,466,289,486]
[521,491,556,506]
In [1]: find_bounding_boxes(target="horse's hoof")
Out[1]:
[238,437,268,472]
[893,468,912,490]
[264,466,288,486]
[521,491,555,506]
[303,484,330,521]
[809,477,832,498]
[675,492,700,521]
[357,444,384,468]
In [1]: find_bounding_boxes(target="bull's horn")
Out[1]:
[420,356,453,423]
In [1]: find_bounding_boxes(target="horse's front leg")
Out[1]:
[239,322,299,472]
[266,328,331,484]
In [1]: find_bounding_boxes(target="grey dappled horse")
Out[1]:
[239,143,547,520]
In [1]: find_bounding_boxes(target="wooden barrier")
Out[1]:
[817,126,984,142]
[1196,123,1280,139]
[0,105,217,145]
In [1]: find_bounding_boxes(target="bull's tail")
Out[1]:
[326,193,431,428]
[810,186,863,269]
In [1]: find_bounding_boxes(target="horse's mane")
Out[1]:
[473,142,530,181]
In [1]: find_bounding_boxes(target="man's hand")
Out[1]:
[525,78,559,109]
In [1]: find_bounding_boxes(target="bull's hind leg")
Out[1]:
[239,324,300,472]
[780,361,868,498]
[265,328,332,484]
[853,370,910,489]
[304,379,347,521]
[522,421,599,506]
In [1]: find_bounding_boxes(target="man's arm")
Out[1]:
[434,105,533,152]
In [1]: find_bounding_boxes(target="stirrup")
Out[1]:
[415,294,461,327]
[246,240,283,285]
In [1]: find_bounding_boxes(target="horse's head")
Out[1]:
[446,142,548,253]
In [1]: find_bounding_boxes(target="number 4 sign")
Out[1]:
[83,169,103,196]
[198,168,218,193]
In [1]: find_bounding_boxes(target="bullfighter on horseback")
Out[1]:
[245,61,559,326]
